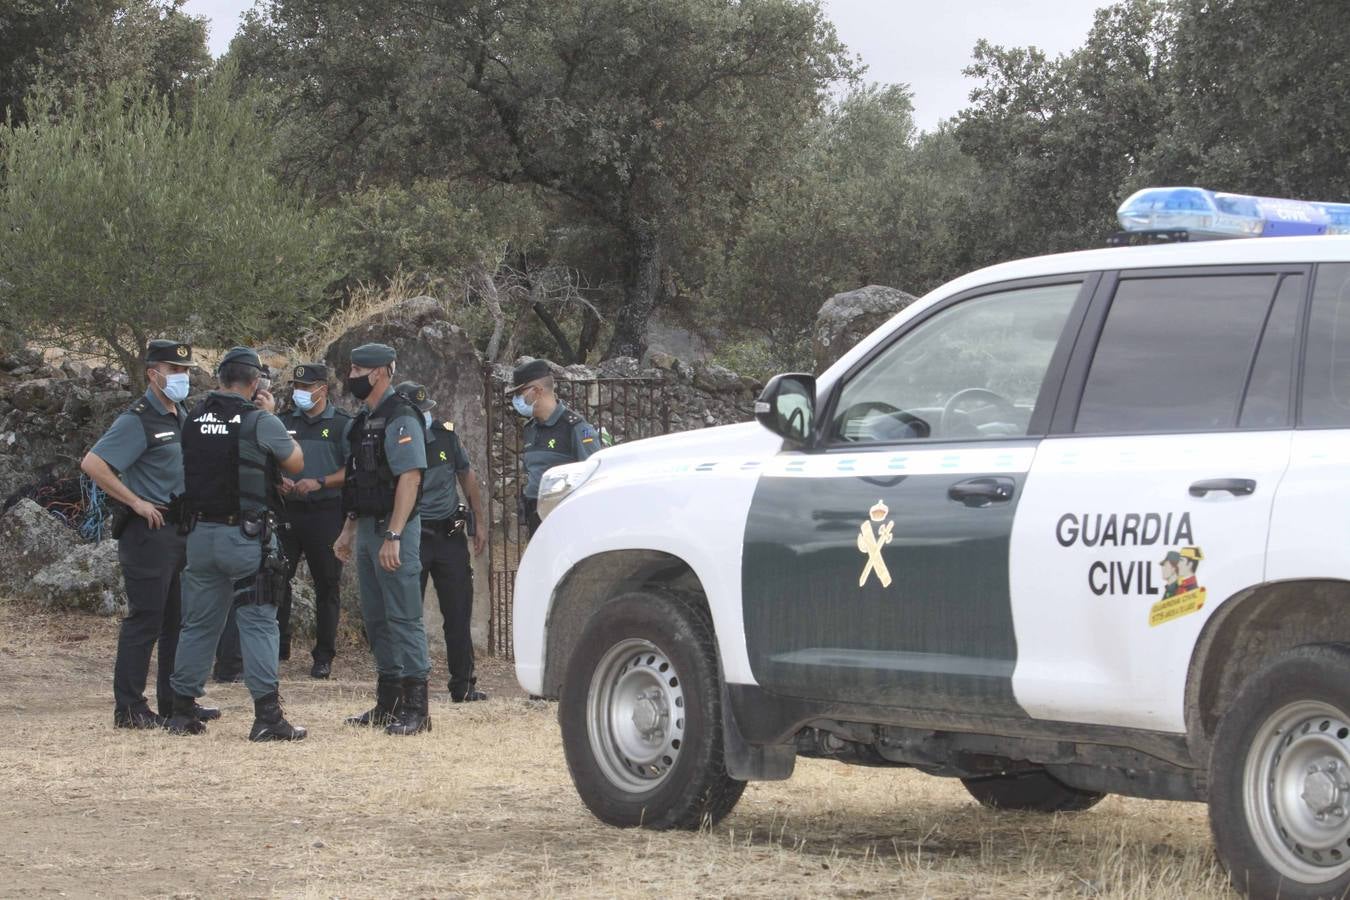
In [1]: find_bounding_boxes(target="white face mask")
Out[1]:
[423,411,433,428]
[159,371,190,403]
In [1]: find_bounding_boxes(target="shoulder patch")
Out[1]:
[564,411,582,425]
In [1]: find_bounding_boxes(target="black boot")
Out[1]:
[158,699,220,721]
[248,692,307,742]
[385,678,432,736]
[114,707,166,730]
[344,676,400,727]
[165,693,207,735]
[450,677,488,703]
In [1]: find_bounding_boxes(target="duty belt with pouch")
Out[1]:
[232,510,290,607]
[424,504,474,537]
[111,493,187,539]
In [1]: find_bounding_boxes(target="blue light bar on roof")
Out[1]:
[1117,187,1345,239]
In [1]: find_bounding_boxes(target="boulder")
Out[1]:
[0,499,80,591]
[287,562,319,639]
[323,295,490,651]
[813,284,918,372]
[692,362,744,393]
[29,539,126,616]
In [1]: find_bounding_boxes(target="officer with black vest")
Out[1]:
[333,344,433,735]
[165,347,308,742]
[505,359,600,536]
[81,339,220,729]
[395,381,489,703]
[277,362,353,678]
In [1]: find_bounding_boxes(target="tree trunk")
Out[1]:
[530,301,577,363]
[604,223,661,359]
[576,305,602,363]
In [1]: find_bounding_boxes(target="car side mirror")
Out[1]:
[755,373,816,445]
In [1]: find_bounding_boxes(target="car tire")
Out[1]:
[559,589,747,829]
[1209,644,1350,900]
[961,771,1105,813]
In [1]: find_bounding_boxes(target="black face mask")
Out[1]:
[345,373,375,401]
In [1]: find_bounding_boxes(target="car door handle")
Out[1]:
[948,477,1016,508]
[1188,478,1257,498]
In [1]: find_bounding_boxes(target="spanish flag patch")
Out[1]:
[398,435,413,444]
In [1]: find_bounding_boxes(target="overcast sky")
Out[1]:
[183,0,1112,132]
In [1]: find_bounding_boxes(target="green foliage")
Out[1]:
[231,0,854,357]
[0,68,337,385]
[1,0,209,124]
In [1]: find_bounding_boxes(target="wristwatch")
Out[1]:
[383,530,402,542]
[316,475,327,488]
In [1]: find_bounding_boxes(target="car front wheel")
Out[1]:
[1209,644,1350,899]
[559,590,746,829]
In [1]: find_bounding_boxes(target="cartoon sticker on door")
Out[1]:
[1148,546,1206,626]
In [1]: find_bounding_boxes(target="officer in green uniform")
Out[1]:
[277,362,353,679]
[165,347,308,742]
[505,359,600,536]
[333,344,433,735]
[395,381,489,703]
[81,339,220,729]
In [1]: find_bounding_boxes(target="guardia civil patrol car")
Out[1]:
[516,188,1350,898]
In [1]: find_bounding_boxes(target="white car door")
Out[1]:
[1010,267,1303,733]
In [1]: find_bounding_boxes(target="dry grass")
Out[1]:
[293,272,433,366]
[0,599,1234,899]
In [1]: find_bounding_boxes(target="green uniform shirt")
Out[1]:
[522,401,599,498]
[90,387,187,506]
[421,419,471,521]
[369,386,427,477]
[285,402,352,503]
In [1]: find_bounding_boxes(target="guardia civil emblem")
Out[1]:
[857,499,895,588]
[175,345,188,358]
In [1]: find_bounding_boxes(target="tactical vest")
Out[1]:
[526,408,584,459]
[342,392,424,518]
[125,395,183,449]
[182,394,280,518]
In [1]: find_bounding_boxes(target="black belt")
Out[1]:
[422,517,466,536]
[290,498,342,511]
[196,512,242,525]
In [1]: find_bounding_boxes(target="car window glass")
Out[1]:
[1238,274,1303,429]
[1075,275,1278,435]
[830,282,1080,444]
[1301,263,1350,428]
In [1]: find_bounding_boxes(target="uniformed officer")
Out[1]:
[395,381,489,703]
[81,339,221,729]
[276,362,353,679]
[333,344,433,735]
[164,347,308,742]
[505,359,600,536]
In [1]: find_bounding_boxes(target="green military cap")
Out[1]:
[505,359,552,393]
[1160,550,1182,565]
[292,362,330,385]
[395,380,436,411]
[145,339,198,367]
[218,346,264,371]
[351,343,396,367]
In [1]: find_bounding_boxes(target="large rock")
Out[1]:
[29,539,126,616]
[0,499,80,591]
[813,284,918,372]
[323,296,490,650]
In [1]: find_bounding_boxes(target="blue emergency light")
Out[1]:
[1117,187,1350,240]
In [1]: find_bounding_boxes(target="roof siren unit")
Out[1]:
[1111,187,1350,245]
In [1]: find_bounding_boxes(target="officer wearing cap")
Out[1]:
[165,346,308,742]
[333,344,434,735]
[275,362,354,679]
[82,339,220,729]
[396,381,489,703]
[505,359,600,536]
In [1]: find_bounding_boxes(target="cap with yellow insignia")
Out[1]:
[145,339,198,367]
[394,380,436,411]
[292,362,330,385]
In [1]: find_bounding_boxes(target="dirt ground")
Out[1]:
[0,600,1235,899]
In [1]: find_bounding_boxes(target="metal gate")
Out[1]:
[484,371,672,659]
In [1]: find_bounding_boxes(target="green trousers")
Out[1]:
[355,514,431,680]
[170,522,280,701]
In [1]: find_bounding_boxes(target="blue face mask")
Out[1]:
[161,372,190,403]
[294,389,316,411]
[512,394,534,418]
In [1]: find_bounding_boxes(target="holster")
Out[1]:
[111,503,133,540]
[232,512,290,607]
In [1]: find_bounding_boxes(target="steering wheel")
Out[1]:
[939,387,1017,437]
